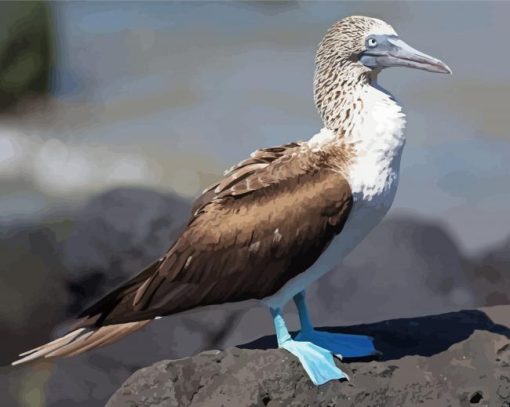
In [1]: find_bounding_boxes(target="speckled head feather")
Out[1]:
[314,16,397,133]
[317,16,396,63]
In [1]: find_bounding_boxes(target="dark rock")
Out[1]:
[107,305,510,407]
[468,235,510,306]
[61,187,189,313]
[0,225,68,365]
[41,305,249,406]
[308,216,476,328]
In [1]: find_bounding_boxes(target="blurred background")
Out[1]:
[0,1,508,406]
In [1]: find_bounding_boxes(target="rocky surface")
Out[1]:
[108,305,510,407]
[2,187,510,406]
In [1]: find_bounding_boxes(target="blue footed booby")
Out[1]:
[13,16,451,385]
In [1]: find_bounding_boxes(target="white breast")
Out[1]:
[263,85,406,309]
[327,84,407,264]
[346,84,406,204]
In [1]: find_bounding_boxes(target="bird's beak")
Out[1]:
[360,36,452,74]
[384,38,451,74]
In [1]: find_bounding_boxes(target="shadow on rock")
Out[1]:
[240,308,510,361]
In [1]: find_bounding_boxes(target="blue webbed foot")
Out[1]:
[280,339,348,385]
[295,329,377,359]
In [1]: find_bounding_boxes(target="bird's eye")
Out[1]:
[367,38,378,48]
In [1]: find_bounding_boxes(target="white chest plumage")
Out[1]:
[345,84,406,204]
[333,84,406,258]
[263,85,406,309]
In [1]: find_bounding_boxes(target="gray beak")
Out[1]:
[360,36,452,74]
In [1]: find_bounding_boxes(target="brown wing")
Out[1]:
[77,143,353,327]
[191,142,302,214]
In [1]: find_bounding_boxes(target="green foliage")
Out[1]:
[0,1,53,110]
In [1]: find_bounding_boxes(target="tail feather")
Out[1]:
[16,328,88,359]
[13,259,163,366]
[12,320,151,366]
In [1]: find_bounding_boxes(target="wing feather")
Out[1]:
[191,142,302,213]
[77,141,353,326]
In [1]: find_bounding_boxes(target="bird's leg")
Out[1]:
[270,307,347,385]
[293,291,314,333]
[293,291,377,359]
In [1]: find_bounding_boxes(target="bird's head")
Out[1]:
[316,16,451,79]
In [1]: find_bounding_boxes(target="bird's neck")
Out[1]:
[314,69,378,136]
[310,68,407,170]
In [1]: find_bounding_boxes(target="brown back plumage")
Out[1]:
[12,141,353,364]
[84,141,353,325]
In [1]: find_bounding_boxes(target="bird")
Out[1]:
[12,16,451,385]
